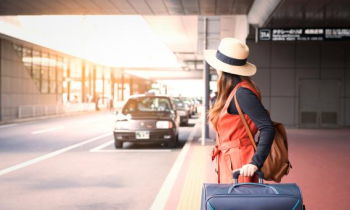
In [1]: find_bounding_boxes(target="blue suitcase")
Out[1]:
[201,171,305,210]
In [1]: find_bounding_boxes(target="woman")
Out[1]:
[204,38,275,184]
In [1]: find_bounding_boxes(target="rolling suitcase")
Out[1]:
[201,171,305,210]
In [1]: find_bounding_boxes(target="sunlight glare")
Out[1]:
[0,15,180,68]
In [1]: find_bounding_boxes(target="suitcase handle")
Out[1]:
[227,183,279,194]
[233,170,264,184]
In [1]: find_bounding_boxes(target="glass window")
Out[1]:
[33,79,40,90]
[42,52,49,67]
[70,59,82,78]
[63,57,69,78]
[22,47,32,73]
[57,82,62,93]
[32,50,41,80]
[122,97,172,114]
[13,44,22,57]
[50,81,56,94]
[104,68,111,79]
[49,54,56,81]
[96,66,103,79]
[84,63,89,78]
[57,57,64,81]
[42,52,49,81]
[42,66,49,80]
[41,80,49,93]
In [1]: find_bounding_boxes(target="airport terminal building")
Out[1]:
[0,0,350,129]
[0,35,154,121]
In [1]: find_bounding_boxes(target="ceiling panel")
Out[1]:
[21,0,59,14]
[231,0,254,14]
[75,0,106,14]
[92,0,118,10]
[145,0,167,15]
[60,0,86,10]
[184,8,199,15]
[0,1,18,15]
[168,8,185,15]
[110,0,136,14]
[216,0,234,15]
[182,0,198,8]
[0,0,255,15]
[267,0,350,27]
[128,0,153,14]
[182,0,198,14]
[41,0,70,11]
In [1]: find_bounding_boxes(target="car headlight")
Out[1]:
[114,121,130,130]
[177,110,187,116]
[156,121,173,129]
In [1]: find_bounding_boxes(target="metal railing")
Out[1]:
[18,103,95,119]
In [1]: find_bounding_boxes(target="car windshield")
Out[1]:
[172,97,184,107]
[123,97,172,114]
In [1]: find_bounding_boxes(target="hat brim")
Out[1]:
[204,50,257,76]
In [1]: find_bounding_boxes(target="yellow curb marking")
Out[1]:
[176,146,208,210]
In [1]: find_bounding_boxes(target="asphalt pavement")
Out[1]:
[0,112,199,210]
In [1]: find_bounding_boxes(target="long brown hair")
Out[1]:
[208,71,260,131]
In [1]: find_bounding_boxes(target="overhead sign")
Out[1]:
[259,28,350,41]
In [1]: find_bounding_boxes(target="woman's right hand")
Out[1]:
[240,164,258,177]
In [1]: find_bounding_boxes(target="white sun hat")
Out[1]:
[204,38,257,76]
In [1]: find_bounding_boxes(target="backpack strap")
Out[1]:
[234,93,257,151]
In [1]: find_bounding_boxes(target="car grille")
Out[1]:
[129,120,157,130]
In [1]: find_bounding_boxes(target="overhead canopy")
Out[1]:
[266,0,350,27]
[1,0,349,28]
[0,0,254,16]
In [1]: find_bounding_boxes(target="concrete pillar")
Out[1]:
[67,64,71,102]
[81,61,86,103]
[130,76,133,95]
[55,56,59,103]
[111,70,115,99]
[0,40,2,121]
[121,70,125,101]
[204,61,210,139]
[102,70,105,105]
[92,65,96,103]
[201,17,211,145]
[111,70,115,110]
[88,66,92,101]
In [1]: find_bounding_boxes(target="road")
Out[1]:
[0,112,199,210]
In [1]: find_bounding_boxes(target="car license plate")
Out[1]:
[136,131,150,139]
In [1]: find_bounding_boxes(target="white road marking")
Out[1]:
[149,121,200,210]
[90,140,172,153]
[90,140,114,152]
[0,132,111,177]
[31,126,64,134]
[0,124,18,129]
[82,118,107,125]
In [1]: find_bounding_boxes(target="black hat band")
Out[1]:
[216,50,247,66]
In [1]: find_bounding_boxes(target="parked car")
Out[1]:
[171,97,189,126]
[183,97,196,116]
[113,95,180,149]
[188,97,199,114]
[173,97,192,118]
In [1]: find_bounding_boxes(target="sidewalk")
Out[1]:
[156,121,350,210]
